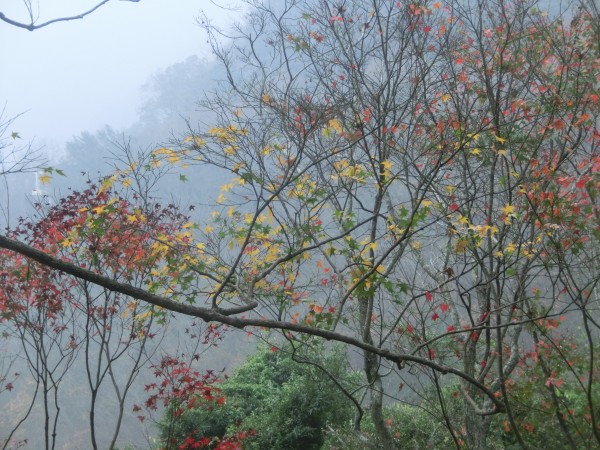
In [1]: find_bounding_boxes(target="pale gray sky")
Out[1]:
[0,0,242,155]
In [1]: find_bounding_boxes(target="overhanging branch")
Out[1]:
[0,233,505,413]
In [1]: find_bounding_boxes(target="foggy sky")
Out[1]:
[0,0,243,158]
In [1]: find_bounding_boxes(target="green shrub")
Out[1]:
[159,343,358,450]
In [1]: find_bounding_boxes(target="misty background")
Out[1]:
[1,0,238,146]
[0,0,249,217]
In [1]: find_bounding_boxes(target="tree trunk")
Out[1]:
[462,341,490,450]
[358,294,396,449]
[463,398,490,450]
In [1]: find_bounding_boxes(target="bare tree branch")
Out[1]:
[0,0,137,31]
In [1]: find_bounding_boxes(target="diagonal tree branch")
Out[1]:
[0,232,506,413]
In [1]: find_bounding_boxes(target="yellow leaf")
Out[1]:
[501,204,516,224]
[126,214,138,223]
[455,238,469,253]
[204,225,214,233]
[501,204,516,216]
[328,118,343,134]
[183,136,206,147]
[262,93,271,103]
[381,159,393,175]
[441,93,452,103]
[494,135,507,143]
[457,215,470,225]
[39,174,52,184]
[93,205,107,215]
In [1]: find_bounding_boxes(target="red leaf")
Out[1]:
[439,303,449,312]
[363,107,371,123]
[425,291,433,301]
[575,176,589,190]
[450,203,459,212]
[431,313,439,321]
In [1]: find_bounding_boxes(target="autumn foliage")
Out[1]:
[142,356,253,450]
[0,1,598,449]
